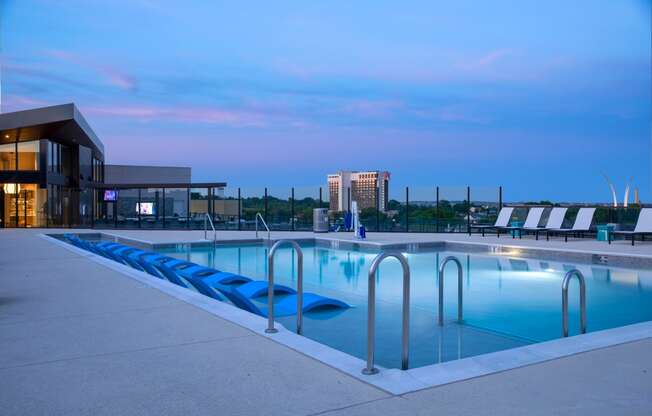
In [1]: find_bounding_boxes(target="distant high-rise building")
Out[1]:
[327,171,390,212]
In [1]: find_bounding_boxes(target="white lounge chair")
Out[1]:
[468,207,514,236]
[609,208,652,246]
[546,208,596,242]
[520,207,568,240]
[497,207,545,239]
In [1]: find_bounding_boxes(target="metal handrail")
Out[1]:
[265,240,303,334]
[438,256,463,326]
[255,212,270,240]
[363,252,410,375]
[204,213,216,242]
[562,269,587,337]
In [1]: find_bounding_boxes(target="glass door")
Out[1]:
[0,189,4,228]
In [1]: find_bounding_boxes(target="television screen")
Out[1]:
[103,190,117,202]
[136,202,154,215]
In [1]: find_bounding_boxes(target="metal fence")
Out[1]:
[88,185,648,233]
[90,185,501,232]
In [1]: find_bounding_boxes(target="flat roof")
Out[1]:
[94,182,227,189]
[0,103,104,158]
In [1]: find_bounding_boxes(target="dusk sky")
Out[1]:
[1,1,650,202]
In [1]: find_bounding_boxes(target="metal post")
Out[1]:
[436,186,440,233]
[376,186,380,232]
[113,188,118,229]
[162,188,166,228]
[264,187,268,223]
[499,186,503,209]
[438,256,464,326]
[562,269,587,337]
[466,186,471,235]
[266,240,304,334]
[208,187,213,223]
[405,187,409,232]
[138,188,141,228]
[186,188,191,229]
[363,252,410,374]
[237,187,241,231]
[291,187,295,231]
[319,186,323,208]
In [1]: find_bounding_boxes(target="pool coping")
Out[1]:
[43,233,652,395]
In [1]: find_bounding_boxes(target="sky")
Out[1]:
[1,0,650,202]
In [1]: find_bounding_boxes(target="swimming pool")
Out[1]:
[156,242,652,370]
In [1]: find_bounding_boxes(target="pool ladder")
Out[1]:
[363,252,411,375]
[562,269,587,337]
[438,256,464,326]
[265,240,304,335]
[363,254,467,375]
[203,213,217,243]
[255,212,271,240]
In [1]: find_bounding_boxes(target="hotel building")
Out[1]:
[327,170,390,212]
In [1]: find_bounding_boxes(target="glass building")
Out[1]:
[0,104,105,227]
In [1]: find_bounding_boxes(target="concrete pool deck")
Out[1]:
[1,229,651,415]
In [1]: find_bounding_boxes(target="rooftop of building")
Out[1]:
[0,103,104,158]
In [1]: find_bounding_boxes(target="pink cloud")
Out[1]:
[458,49,514,70]
[2,95,51,112]
[342,99,404,117]
[84,104,266,127]
[46,50,137,91]
[434,106,491,124]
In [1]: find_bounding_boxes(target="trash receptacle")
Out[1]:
[596,224,616,241]
[313,208,329,233]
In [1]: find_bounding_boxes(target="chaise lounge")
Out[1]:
[497,207,545,239]
[468,207,514,237]
[609,208,652,246]
[520,207,568,240]
[546,207,596,242]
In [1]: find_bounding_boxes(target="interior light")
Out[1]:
[3,183,20,194]
[4,135,8,139]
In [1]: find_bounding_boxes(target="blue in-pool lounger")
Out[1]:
[96,242,122,250]
[229,280,296,298]
[188,269,252,285]
[135,258,164,278]
[215,285,350,318]
[152,263,189,287]
[176,266,294,298]
[155,258,195,269]
[116,252,146,271]
[94,245,130,265]
[154,264,223,300]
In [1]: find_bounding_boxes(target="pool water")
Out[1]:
[158,243,652,369]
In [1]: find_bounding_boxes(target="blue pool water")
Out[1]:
[158,243,652,369]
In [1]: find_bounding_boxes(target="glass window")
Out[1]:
[47,184,62,227]
[48,141,61,173]
[0,142,16,171]
[166,188,189,228]
[17,141,39,170]
[60,145,70,176]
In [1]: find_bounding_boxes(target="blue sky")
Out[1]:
[1,0,650,202]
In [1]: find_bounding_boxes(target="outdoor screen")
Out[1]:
[136,202,155,215]
[103,190,117,202]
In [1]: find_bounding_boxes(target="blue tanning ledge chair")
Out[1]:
[181,268,252,286]
[216,285,350,318]
[64,237,350,319]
